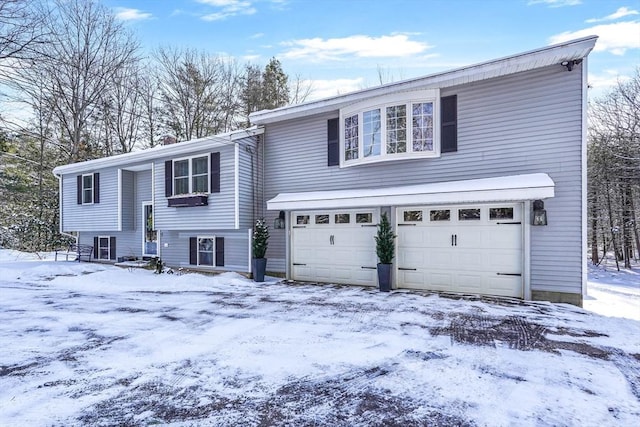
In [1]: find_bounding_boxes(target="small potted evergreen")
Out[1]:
[252,218,270,282]
[375,212,396,292]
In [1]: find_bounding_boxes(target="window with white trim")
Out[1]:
[98,236,110,260]
[197,237,214,266]
[82,174,93,204]
[340,89,440,166]
[173,155,209,196]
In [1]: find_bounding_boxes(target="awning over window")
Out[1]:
[267,173,555,211]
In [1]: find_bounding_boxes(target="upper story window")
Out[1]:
[173,155,209,195]
[340,89,440,166]
[82,174,94,204]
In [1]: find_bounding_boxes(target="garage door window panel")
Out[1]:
[459,208,481,221]
[430,209,450,221]
[296,215,309,225]
[490,207,514,220]
[356,213,373,223]
[335,213,350,224]
[403,210,423,222]
[315,215,329,224]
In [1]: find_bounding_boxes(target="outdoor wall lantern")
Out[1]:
[274,210,286,229]
[532,200,548,226]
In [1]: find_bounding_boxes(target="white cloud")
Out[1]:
[528,0,581,7]
[549,21,640,55]
[281,34,432,61]
[588,69,631,91]
[198,0,256,21]
[304,78,365,100]
[249,33,264,39]
[114,7,153,21]
[586,6,639,23]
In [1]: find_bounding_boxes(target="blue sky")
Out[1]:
[103,0,639,100]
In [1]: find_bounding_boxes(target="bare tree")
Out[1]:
[289,73,313,105]
[0,0,46,61]
[155,46,230,141]
[34,0,139,161]
[588,69,640,268]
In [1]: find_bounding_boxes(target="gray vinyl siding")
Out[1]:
[159,229,251,272]
[263,64,585,295]
[153,145,236,231]
[78,231,139,260]
[121,170,135,231]
[61,168,119,232]
[237,136,261,228]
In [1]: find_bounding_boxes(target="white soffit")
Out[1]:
[267,173,555,211]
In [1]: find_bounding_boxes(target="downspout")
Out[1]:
[53,172,78,244]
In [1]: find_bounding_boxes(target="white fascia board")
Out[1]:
[52,127,264,176]
[267,173,554,211]
[250,36,597,125]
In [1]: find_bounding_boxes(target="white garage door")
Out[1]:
[397,204,523,298]
[291,209,379,286]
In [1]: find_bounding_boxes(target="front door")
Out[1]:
[142,202,158,256]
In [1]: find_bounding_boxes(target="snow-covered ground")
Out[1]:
[0,249,638,426]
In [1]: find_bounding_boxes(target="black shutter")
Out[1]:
[189,237,197,265]
[327,118,339,166]
[215,237,224,267]
[109,236,116,260]
[165,160,173,197]
[77,175,83,204]
[441,95,457,153]
[93,173,100,203]
[93,237,98,258]
[210,152,220,193]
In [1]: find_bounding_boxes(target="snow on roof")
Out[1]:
[251,36,597,125]
[267,173,555,211]
[52,127,264,176]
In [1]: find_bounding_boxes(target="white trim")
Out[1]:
[523,200,532,300]
[340,89,441,167]
[142,201,158,257]
[52,127,264,175]
[81,173,94,205]
[57,174,63,233]
[97,235,110,260]
[247,228,253,272]
[581,58,588,300]
[250,36,597,125]
[196,235,216,267]
[117,169,122,231]
[171,154,210,196]
[268,174,555,211]
[234,143,240,229]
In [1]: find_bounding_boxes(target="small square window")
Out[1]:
[356,213,373,223]
[296,215,309,225]
[490,207,514,220]
[335,213,350,224]
[430,210,450,221]
[459,208,481,221]
[404,210,423,222]
[315,214,329,224]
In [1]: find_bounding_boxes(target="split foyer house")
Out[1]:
[53,36,597,306]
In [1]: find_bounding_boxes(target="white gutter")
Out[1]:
[267,173,555,211]
[53,127,264,175]
[251,36,597,125]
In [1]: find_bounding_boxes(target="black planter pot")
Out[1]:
[377,263,392,292]
[252,258,267,282]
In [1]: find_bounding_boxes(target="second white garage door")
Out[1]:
[397,204,523,298]
[291,209,379,286]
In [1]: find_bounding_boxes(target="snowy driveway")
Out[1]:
[0,258,639,426]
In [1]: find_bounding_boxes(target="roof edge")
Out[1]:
[251,36,597,124]
[53,127,263,176]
